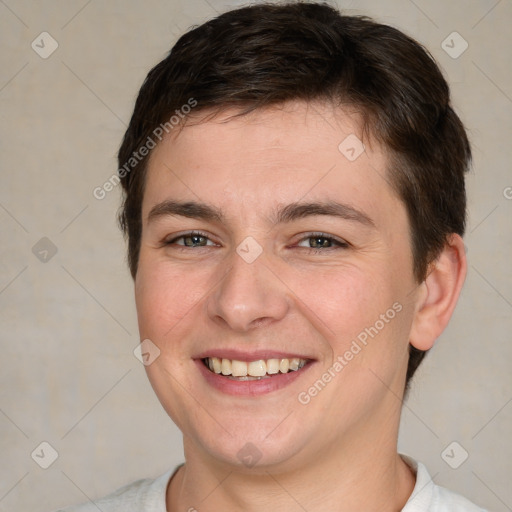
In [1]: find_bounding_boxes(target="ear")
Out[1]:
[409,234,467,351]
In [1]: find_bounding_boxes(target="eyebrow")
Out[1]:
[276,201,375,227]
[147,199,375,228]
[148,200,223,223]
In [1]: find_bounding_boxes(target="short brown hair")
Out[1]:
[118,2,471,387]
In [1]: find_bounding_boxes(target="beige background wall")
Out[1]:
[1,0,511,510]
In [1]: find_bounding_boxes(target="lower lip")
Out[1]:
[195,359,315,396]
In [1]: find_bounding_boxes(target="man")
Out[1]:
[57,2,486,510]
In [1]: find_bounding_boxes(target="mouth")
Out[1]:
[202,356,309,380]
[195,354,315,396]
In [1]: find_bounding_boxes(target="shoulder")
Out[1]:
[401,455,488,512]
[51,467,176,512]
[430,483,488,512]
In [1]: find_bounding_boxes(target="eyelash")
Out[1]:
[164,231,349,252]
[164,231,216,248]
[295,232,349,252]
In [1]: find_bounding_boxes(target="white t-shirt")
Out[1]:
[53,456,487,511]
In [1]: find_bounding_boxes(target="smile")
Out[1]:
[196,354,315,396]
[203,357,308,380]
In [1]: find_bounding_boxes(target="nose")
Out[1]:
[206,248,290,332]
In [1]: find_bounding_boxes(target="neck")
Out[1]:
[167,420,415,511]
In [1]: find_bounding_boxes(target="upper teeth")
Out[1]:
[205,357,307,377]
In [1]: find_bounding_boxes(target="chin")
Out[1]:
[186,416,316,473]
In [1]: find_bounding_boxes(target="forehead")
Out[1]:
[142,101,403,230]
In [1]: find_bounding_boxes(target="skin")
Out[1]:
[134,100,467,511]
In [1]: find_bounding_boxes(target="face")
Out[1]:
[135,101,420,472]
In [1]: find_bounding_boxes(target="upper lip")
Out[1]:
[194,349,315,362]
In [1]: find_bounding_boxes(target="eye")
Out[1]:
[296,233,349,251]
[165,231,216,248]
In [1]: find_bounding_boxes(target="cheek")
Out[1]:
[134,258,207,341]
[290,262,413,386]
[286,263,399,338]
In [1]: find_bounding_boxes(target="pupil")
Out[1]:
[185,235,205,247]
[312,237,329,248]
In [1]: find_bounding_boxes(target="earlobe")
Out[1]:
[409,234,467,351]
